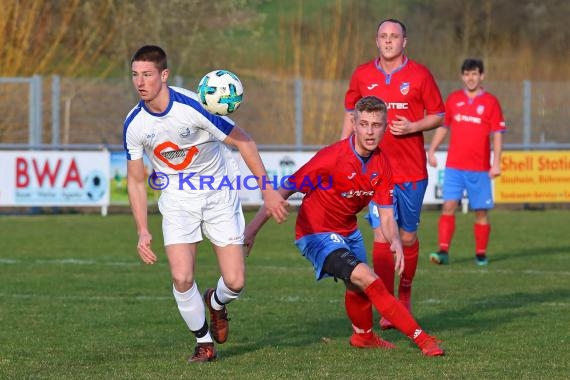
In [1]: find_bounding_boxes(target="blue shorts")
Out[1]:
[366,179,428,233]
[443,168,494,209]
[295,230,367,280]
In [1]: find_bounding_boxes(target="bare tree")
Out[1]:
[0,0,124,76]
[0,0,126,142]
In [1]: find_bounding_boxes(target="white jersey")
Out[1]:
[123,86,239,194]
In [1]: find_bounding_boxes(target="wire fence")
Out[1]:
[1,76,570,150]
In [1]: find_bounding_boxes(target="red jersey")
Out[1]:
[344,57,444,183]
[290,137,394,239]
[444,89,506,171]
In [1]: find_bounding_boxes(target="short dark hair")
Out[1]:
[461,58,484,74]
[131,45,168,71]
[377,18,407,38]
[355,96,387,115]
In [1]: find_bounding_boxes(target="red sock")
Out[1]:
[474,223,491,255]
[344,289,374,333]
[364,279,421,338]
[372,242,395,295]
[438,214,455,252]
[344,289,373,333]
[398,239,419,306]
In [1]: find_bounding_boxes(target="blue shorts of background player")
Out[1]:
[366,179,428,232]
[295,230,367,280]
[443,168,494,209]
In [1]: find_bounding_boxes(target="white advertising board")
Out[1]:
[0,151,110,207]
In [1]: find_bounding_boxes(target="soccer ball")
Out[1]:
[197,70,244,115]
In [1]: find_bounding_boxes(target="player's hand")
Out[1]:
[390,115,415,136]
[428,151,438,167]
[489,166,501,179]
[263,189,289,224]
[391,241,404,276]
[137,231,157,264]
[243,224,257,257]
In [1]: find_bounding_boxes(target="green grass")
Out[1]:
[1,210,569,379]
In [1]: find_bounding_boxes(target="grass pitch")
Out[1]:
[0,209,569,379]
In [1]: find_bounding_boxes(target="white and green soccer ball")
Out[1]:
[197,69,244,115]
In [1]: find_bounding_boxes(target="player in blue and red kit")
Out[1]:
[246,96,444,356]
[428,58,506,266]
[341,18,445,329]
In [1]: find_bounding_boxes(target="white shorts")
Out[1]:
[158,189,245,247]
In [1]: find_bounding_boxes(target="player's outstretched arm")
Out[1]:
[224,126,289,223]
[243,205,269,257]
[244,187,295,256]
[127,159,157,264]
[379,207,404,275]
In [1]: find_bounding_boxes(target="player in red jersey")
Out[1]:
[341,18,445,330]
[245,96,444,356]
[428,58,506,266]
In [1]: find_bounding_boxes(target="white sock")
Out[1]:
[210,277,242,311]
[172,283,212,343]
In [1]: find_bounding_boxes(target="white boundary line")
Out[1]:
[0,293,172,301]
[1,258,569,276]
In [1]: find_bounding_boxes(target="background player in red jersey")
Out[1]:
[245,96,444,356]
[427,58,506,266]
[341,18,445,330]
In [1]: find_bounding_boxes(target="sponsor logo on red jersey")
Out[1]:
[453,113,482,124]
[386,102,409,110]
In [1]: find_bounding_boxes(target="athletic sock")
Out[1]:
[172,283,213,343]
[372,242,395,295]
[363,279,421,338]
[344,289,373,333]
[412,329,432,345]
[210,277,242,311]
[398,239,419,306]
[438,214,455,252]
[474,223,491,255]
[193,321,212,344]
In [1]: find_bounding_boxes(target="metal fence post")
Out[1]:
[295,78,303,149]
[523,80,531,147]
[30,75,43,146]
[52,75,61,145]
[28,77,35,145]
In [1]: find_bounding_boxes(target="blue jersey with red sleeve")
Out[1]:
[289,136,394,239]
[344,57,444,183]
[444,89,507,171]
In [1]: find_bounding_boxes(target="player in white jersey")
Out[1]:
[124,45,288,363]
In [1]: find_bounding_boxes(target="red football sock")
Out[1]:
[372,242,395,295]
[474,223,491,255]
[364,279,421,338]
[438,214,455,252]
[344,289,373,333]
[398,239,419,306]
